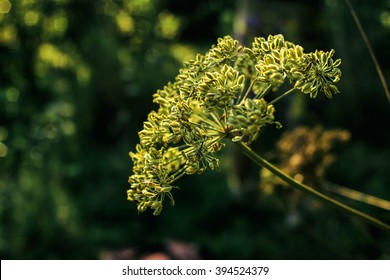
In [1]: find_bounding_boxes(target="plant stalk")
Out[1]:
[344,0,390,104]
[235,141,390,232]
[269,88,295,105]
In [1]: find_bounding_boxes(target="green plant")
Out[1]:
[127,34,390,232]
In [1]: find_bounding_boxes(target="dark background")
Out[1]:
[0,0,389,259]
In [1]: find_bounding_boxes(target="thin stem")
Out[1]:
[322,180,390,211]
[269,88,295,105]
[190,114,225,134]
[167,166,187,185]
[255,84,272,99]
[235,141,390,232]
[180,135,224,156]
[344,0,390,104]
[238,79,255,105]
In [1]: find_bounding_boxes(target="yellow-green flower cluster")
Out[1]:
[227,98,282,143]
[128,34,342,215]
[294,50,341,98]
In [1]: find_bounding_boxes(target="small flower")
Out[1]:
[206,35,243,66]
[128,146,182,215]
[227,98,281,144]
[198,65,245,109]
[294,50,341,98]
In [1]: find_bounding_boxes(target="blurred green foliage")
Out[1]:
[0,0,389,259]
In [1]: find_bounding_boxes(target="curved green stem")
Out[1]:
[235,141,390,232]
[322,180,390,211]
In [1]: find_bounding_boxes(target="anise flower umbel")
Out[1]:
[128,34,342,215]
